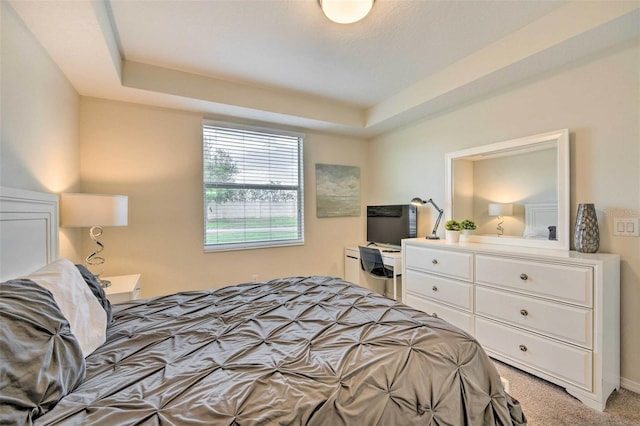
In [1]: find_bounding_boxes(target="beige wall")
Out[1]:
[79,98,369,297]
[369,43,640,387]
[0,2,82,260]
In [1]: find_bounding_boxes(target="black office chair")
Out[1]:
[358,246,394,279]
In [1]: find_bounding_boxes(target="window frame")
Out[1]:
[202,120,305,252]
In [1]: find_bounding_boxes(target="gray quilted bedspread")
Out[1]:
[36,276,525,425]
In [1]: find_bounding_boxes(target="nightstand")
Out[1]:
[102,274,141,304]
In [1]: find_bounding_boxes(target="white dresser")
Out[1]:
[401,238,620,411]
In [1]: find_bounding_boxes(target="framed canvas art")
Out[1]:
[315,164,360,217]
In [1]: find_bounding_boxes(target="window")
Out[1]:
[203,121,304,251]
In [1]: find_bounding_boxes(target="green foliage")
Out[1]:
[206,148,238,183]
[205,149,239,205]
[205,148,296,205]
[444,220,461,231]
[460,219,477,230]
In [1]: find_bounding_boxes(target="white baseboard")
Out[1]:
[620,377,640,394]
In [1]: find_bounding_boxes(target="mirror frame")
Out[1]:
[445,129,570,250]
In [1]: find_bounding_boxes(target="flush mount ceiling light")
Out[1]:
[319,0,375,24]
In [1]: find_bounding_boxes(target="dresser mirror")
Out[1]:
[445,129,570,250]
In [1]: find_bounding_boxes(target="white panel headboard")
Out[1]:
[525,203,558,229]
[0,187,59,281]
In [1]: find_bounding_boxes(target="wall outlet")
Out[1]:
[251,274,259,282]
[613,218,639,236]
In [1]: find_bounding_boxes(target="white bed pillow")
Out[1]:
[25,259,107,357]
[523,226,549,239]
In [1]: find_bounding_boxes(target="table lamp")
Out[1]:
[60,193,128,287]
[488,203,513,236]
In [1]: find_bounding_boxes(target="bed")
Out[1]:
[0,187,525,425]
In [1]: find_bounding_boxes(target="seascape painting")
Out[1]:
[315,164,361,217]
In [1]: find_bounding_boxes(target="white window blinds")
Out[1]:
[203,122,304,251]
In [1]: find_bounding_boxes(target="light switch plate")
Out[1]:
[613,218,639,236]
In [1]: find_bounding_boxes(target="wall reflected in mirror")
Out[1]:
[452,142,557,238]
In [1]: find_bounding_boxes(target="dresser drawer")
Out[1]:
[405,245,473,282]
[406,294,474,335]
[476,318,592,391]
[476,286,592,348]
[476,255,593,307]
[406,269,473,311]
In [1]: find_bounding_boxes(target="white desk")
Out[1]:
[344,245,402,300]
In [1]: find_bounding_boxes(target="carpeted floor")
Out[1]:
[494,360,640,425]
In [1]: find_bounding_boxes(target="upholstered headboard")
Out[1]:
[0,187,59,281]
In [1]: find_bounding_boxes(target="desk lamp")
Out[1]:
[60,193,128,287]
[411,197,444,240]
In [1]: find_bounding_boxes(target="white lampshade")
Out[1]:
[60,193,128,228]
[319,0,374,24]
[488,203,513,217]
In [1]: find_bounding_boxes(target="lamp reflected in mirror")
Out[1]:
[411,197,443,240]
[488,203,513,236]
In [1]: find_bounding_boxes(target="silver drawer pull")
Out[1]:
[432,286,438,292]
[432,312,438,318]
[520,309,528,317]
[519,344,528,352]
[520,273,528,281]
[432,259,439,265]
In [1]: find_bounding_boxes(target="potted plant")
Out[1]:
[444,220,462,243]
[460,219,477,231]
[460,219,477,242]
